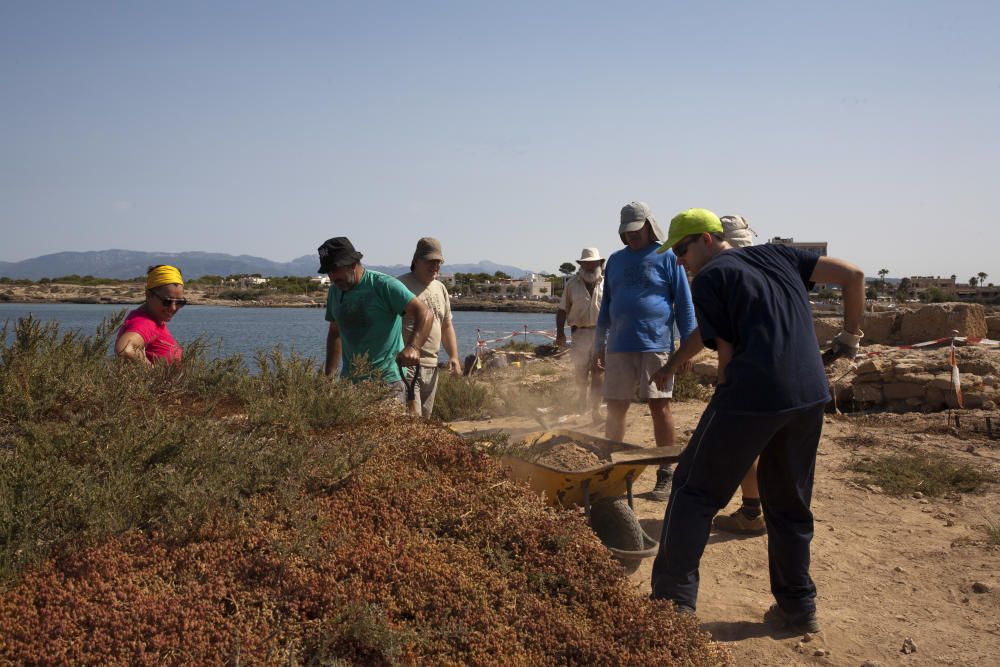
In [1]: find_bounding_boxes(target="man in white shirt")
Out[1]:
[555,247,605,422]
[399,237,462,417]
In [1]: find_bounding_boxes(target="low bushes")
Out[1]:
[431,372,492,421]
[0,314,729,664]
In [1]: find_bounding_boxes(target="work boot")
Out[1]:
[712,507,766,535]
[673,603,696,617]
[764,604,820,634]
[649,467,672,501]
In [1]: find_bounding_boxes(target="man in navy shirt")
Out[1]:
[648,209,864,634]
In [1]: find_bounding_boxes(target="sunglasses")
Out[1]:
[155,294,188,308]
[672,234,703,258]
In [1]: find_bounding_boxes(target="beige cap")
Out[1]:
[412,237,444,263]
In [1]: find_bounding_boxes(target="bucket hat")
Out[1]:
[318,237,364,273]
[576,247,604,264]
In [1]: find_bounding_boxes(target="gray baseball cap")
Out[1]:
[619,201,665,244]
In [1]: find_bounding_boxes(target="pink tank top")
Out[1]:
[116,308,183,363]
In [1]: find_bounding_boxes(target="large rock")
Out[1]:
[987,316,1000,340]
[898,303,987,344]
[862,311,901,345]
[814,317,841,346]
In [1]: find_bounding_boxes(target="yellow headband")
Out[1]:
[146,265,184,290]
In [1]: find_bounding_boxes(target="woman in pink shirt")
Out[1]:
[115,264,186,364]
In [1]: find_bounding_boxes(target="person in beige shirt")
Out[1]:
[399,237,462,418]
[555,247,605,422]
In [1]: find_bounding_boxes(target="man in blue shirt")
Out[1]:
[648,209,865,634]
[595,201,697,501]
[320,237,431,402]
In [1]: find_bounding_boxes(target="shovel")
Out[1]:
[399,362,421,417]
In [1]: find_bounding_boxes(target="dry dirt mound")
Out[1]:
[0,418,730,665]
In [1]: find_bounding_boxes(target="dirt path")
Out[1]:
[451,398,1000,665]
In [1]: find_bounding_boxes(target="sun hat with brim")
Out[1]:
[576,247,604,263]
[658,208,724,254]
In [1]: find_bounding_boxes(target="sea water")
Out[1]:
[0,303,558,366]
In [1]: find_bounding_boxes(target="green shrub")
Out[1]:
[0,313,384,583]
[432,372,491,421]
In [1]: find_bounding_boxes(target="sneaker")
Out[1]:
[648,467,672,501]
[764,604,820,634]
[712,508,766,535]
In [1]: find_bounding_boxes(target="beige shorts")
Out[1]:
[603,350,674,401]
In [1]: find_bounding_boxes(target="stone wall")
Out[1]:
[814,302,987,347]
[987,316,1000,339]
[690,344,999,415]
[844,350,997,412]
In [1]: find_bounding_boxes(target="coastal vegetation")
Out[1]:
[0,314,726,664]
[848,449,996,497]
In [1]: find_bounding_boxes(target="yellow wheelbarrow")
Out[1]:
[480,428,682,570]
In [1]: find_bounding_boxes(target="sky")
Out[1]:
[2,1,999,280]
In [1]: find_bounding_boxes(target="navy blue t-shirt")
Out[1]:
[691,244,830,414]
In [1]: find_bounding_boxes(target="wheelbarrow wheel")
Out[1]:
[590,497,644,553]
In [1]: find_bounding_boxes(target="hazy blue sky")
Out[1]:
[3,1,998,279]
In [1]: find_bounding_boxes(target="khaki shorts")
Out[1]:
[603,350,674,400]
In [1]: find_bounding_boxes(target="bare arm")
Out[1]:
[325,321,342,377]
[649,329,705,389]
[555,309,568,346]
[115,331,152,366]
[810,256,865,334]
[441,316,462,375]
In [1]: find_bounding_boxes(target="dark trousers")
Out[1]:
[650,402,825,613]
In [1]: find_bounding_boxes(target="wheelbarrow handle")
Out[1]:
[609,445,684,466]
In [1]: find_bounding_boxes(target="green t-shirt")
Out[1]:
[325,269,415,383]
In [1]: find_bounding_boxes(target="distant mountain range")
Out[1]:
[0,250,535,281]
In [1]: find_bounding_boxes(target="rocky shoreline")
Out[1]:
[0,283,560,312]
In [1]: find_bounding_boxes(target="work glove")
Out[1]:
[822,329,863,365]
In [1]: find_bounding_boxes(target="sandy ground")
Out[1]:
[449,364,1000,666]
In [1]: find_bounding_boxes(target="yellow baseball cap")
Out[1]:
[657,208,724,254]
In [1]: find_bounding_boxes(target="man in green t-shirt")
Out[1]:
[319,237,431,401]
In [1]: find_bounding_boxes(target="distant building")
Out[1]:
[909,276,956,295]
[768,237,829,293]
[470,273,552,299]
[438,273,456,288]
[310,275,331,286]
[768,237,828,256]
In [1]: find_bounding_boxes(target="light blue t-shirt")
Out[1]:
[595,243,696,353]
[325,269,415,383]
